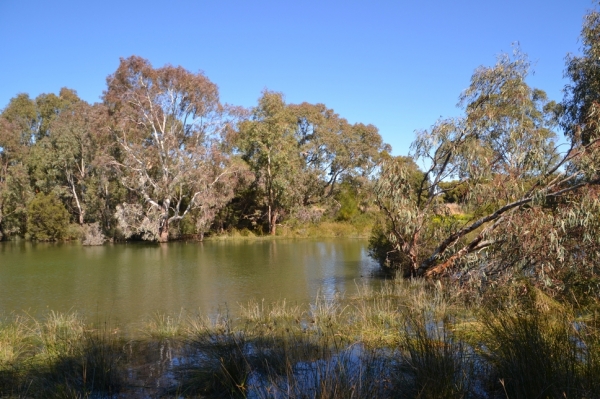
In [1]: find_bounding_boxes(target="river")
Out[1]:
[0,238,380,329]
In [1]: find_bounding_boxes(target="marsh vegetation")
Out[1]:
[1,279,599,398]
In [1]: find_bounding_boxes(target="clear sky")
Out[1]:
[0,1,592,155]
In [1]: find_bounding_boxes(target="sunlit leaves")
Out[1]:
[104,56,239,241]
[373,49,598,285]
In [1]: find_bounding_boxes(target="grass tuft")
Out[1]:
[1,280,600,397]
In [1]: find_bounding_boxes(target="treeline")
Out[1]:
[0,56,390,243]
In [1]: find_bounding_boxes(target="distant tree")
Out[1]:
[34,88,81,140]
[46,102,109,225]
[290,102,390,201]
[0,96,35,238]
[373,50,600,285]
[104,56,241,242]
[335,182,359,221]
[438,180,468,204]
[236,91,303,235]
[4,88,82,197]
[234,94,390,234]
[0,94,38,146]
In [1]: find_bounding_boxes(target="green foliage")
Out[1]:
[372,47,600,288]
[438,180,468,204]
[235,91,389,235]
[562,3,600,146]
[335,182,359,221]
[236,91,304,234]
[26,192,70,241]
[369,220,397,266]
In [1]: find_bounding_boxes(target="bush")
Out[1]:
[26,193,70,241]
[82,223,106,246]
[335,183,359,221]
[369,220,413,276]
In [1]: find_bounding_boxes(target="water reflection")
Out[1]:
[0,239,379,328]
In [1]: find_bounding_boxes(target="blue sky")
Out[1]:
[0,1,592,155]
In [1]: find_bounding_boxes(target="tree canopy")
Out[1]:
[104,56,242,242]
[372,46,600,297]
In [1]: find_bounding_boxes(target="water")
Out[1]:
[0,238,379,328]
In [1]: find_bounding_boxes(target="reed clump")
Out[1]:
[474,307,600,398]
[0,312,124,398]
[1,280,599,398]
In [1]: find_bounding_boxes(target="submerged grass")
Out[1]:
[1,279,600,398]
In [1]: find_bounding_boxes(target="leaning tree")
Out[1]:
[373,49,600,292]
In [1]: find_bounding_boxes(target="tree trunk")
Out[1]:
[158,220,169,242]
[269,211,279,235]
[158,200,170,242]
[67,172,85,225]
[159,217,169,242]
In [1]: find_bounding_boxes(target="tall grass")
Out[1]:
[1,280,600,397]
[395,311,474,399]
[0,312,124,398]
[207,218,374,241]
[476,308,600,398]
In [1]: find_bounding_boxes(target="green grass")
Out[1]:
[1,281,600,398]
[0,312,124,398]
[206,218,375,241]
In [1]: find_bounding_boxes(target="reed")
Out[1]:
[395,310,474,399]
[0,312,124,398]
[1,281,600,398]
[476,307,600,398]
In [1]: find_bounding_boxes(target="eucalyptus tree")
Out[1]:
[290,102,390,202]
[104,56,240,242]
[35,88,81,140]
[0,94,38,146]
[236,91,304,235]
[373,50,600,285]
[7,88,83,198]
[0,120,30,239]
[235,93,390,233]
[0,94,38,238]
[45,102,111,225]
[562,3,600,147]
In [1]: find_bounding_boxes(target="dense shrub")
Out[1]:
[26,192,70,241]
[82,222,106,246]
[335,183,359,221]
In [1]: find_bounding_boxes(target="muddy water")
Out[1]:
[0,238,379,329]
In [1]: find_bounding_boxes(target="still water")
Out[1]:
[0,238,379,328]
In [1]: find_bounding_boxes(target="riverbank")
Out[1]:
[2,279,599,398]
[204,219,374,241]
